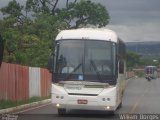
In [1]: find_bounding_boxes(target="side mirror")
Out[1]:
[0,35,4,67]
[119,60,124,74]
[48,55,54,73]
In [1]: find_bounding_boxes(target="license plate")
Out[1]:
[77,99,88,104]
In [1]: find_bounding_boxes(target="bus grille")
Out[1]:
[68,93,98,96]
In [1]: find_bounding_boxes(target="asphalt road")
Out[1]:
[15,77,160,120]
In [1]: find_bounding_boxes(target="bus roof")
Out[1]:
[55,28,118,42]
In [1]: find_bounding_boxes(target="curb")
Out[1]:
[126,76,136,86]
[127,76,136,81]
[0,99,51,114]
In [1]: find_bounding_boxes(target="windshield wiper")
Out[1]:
[90,60,103,82]
[64,63,82,81]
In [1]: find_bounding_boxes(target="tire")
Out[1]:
[58,108,66,116]
[108,111,115,116]
[117,102,122,109]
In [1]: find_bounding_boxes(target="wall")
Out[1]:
[126,71,135,79]
[133,68,160,77]
[0,62,51,101]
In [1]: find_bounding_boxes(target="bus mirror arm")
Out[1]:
[48,55,54,73]
[115,57,118,78]
[0,35,4,67]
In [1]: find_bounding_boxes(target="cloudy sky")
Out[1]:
[0,0,160,42]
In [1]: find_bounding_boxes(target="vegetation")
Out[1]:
[0,0,110,67]
[126,51,141,70]
[127,51,160,70]
[126,41,160,59]
[0,96,50,109]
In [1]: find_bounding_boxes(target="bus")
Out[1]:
[145,66,158,79]
[48,28,126,115]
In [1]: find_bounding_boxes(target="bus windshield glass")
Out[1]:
[55,40,116,83]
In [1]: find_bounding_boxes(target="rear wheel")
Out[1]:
[58,108,66,116]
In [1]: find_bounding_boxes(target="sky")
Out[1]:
[0,0,160,42]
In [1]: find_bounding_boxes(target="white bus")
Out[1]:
[48,28,126,115]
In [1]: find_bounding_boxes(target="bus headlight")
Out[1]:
[107,98,111,101]
[56,104,60,107]
[106,106,110,110]
[102,98,106,101]
[104,106,114,110]
[61,96,64,99]
[102,97,111,101]
[56,95,64,99]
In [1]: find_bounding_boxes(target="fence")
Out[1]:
[133,68,160,77]
[0,62,51,101]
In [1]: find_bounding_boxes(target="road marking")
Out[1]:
[13,102,52,114]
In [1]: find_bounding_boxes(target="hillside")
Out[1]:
[126,41,160,58]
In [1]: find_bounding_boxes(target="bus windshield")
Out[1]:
[54,40,116,84]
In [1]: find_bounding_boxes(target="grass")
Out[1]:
[135,71,145,77]
[0,96,50,109]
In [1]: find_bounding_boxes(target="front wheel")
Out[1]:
[58,108,66,116]
[107,111,115,116]
[117,102,122,109]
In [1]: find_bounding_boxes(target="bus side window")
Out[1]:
[119,60,124,74]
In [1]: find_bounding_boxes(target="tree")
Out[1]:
[25,0,110,28]
[126,52,141,70]
[139,58,159,68]
[0,0,28,63]
[0,0,110,67]
[59,0,109,28]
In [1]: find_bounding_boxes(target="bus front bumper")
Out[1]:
[52,103,115,111]
[51,94,116,111]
